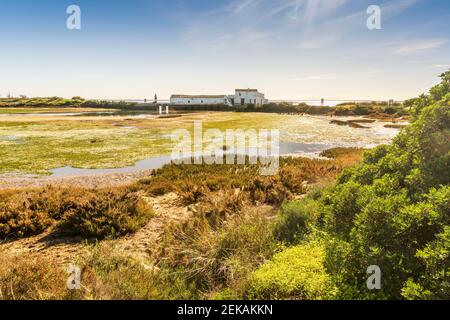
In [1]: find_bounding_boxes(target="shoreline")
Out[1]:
[0,146,366,190]
[0,153,335,190]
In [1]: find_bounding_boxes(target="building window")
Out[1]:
[201,100,204,103]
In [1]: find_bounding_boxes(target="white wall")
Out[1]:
[234,90,266,106]
[170,97,226,105]
[170,90,268,106]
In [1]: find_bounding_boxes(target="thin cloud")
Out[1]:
[290,74,344,81]
[300,36,339,49]
[297,0,419,50]
[381,0,420,19]
[394,39,448,54]
[177,0,350,51]
[227,0,262,16]
[426,64,450,69]
[361,69,385,75]
[286,0,348,22]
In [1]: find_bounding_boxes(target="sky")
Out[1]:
[0,0,449,100]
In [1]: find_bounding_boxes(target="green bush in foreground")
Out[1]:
[401,226,450,300]
[266,71,449,300]
[274,198,320,244]
[320,71,450,299]
[247,242,337,300]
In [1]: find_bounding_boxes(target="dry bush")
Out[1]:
[0,255,72,300]
[137,177,175,196]
[0,244,160,300]
[178,181,210,204]
[74,243,160,300]
[320,147,366,165]
[57,189,154,239]
[248,177,293,206]
[136,149,364,208]
[0,187,78,239]
[0,186,154,240]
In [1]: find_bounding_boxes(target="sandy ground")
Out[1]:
[0,169,155,190]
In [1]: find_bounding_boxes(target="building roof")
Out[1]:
[235,89,259,92]
[171,94,226,99]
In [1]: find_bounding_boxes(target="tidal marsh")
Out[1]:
[0,112,399,175]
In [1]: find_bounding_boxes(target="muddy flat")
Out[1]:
[0,169,155,190]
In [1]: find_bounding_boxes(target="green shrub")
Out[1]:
[322,181,369,238]
[274,199,319,244]
[319,70,450,299]
[247,242,337,300]
[401,226,450,300]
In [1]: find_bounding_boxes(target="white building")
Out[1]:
[234,89,267,106]
[170,95,229,106]
[170,89,268,107]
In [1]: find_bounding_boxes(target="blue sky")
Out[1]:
[0,0,449,100]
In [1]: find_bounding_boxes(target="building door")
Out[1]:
[241,98,245,105]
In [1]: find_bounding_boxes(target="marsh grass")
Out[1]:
[1,112,385,175]
[0,120,171,175]
[0,186,154,240]
[155,205,280,299]
[0,148,364,300]
[134,150,364,298]
[0,255,71,300]
[0,243,161,300]
[138,151,363,206]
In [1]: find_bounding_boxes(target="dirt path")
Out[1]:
[114,193,193,262]
[0,192,191,265]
